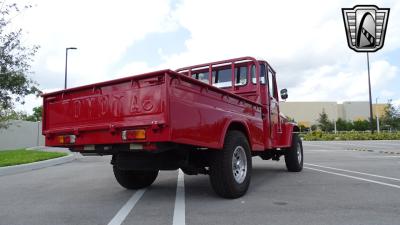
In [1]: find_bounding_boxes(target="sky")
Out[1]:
[9,0,400,113]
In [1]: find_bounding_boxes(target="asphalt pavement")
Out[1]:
[0,140,399,225]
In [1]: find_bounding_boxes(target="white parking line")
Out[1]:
[305,163,400,182]
[377,142,400,147]
[173,169,185,225]
[107,189,146,225]
[305,167,400,189]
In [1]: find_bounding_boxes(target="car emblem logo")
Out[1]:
[342,5,390,52]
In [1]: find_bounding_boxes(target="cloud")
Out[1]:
[393,99,400,106]
[10,0,400,113]
[289,59,398,101]
[13,0,179,90]
[157,0,400,102]
[115,61,152,78]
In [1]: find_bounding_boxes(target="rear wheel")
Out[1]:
[209,130,252,198]
[113,166,158,189]
[284,133,303,172]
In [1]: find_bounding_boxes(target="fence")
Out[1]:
[0,120,45,150]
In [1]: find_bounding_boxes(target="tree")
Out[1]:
[317,109,334,132]
[352,119,370,131]
[299,124,308,132]
[0,2,41,127]
[310,124,318,131]
[336,118,353,131]
[381,100,400,131]
[25,105,42,121]
[336,118,346,131]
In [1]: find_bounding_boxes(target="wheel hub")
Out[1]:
[297,143,302,163]
[232,146,247,184]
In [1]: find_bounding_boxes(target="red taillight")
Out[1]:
[122,129,146,141]
[58,135,76,144]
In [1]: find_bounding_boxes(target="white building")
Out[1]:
[279,101,386,127]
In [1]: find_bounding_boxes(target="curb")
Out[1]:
[0,154,76,177]
[347,148,400,155]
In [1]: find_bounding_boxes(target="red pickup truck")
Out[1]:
[42,56,303,198]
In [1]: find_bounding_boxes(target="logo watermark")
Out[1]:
[342,5,390,52]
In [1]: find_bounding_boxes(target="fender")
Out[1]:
[278,122,300,148]
[218,119,252,149]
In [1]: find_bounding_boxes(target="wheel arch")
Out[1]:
[292,124,300,133]
[219,120,252,150]
[280,123,300,148]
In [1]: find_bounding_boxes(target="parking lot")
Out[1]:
[1,140,399,225]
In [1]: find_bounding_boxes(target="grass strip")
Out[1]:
[302,131,400,141]
[0,149,67,167]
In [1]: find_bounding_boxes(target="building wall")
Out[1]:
[341,102,369,121]
[0,120,45,150]
[373,104,386,118]
[280,102,338,127]
[280,101,387,126]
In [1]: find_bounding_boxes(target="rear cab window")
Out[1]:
[191,72,209,84]
[235,66,248,86]
[212,65,248,88]
[187,63,249,89]
[212,68,232,88]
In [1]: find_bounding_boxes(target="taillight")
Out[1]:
[58,135,76,144]
[121,129,146,141]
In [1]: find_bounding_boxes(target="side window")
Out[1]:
[251,63,266,84]
[191,72,209,84]
[212,71,216,83]
[235,66,247,86]
[197,72,209,83]
[268,68,276,99]
[260,64,266,84]
[213,68,232,88]
[251,65,256,84]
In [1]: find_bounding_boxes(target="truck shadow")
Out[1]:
[184,163,288,200]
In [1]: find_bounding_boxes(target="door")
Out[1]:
[267,66,280,146]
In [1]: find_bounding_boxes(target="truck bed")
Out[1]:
[42,70,265,151]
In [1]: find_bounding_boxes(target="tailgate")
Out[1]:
[42,71,169,146]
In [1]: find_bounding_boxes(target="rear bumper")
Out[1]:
[44,124,170,149]
[66,142,176,157]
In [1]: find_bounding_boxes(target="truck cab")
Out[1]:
[176,57,294,150]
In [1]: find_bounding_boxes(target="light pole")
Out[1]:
[376,97,380,133]
[65,47,77,89]
[366,52,374,133]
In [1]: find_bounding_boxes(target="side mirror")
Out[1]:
[280,88,288,100]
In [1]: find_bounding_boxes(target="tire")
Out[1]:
[113,166,158,189]
[209,130,252,199]
[284,133,303,172]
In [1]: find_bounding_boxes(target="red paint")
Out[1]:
[43,57,297,151]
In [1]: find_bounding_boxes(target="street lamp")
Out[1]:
[65,47,77,89]
[366,53,374,133]
[376,97,380,133]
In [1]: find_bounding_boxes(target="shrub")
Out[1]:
[302,131,400,141]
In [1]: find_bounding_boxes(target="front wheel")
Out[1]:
[209,130,252,199]
[113,166,158,189]
[284,133,303,172]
